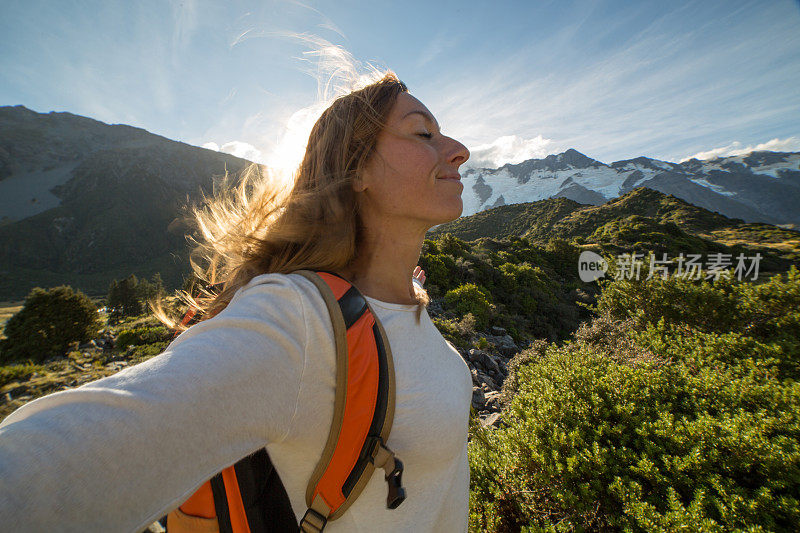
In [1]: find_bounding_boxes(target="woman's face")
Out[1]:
[357,92,470,230]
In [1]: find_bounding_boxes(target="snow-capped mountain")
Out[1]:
[461,148,800,226]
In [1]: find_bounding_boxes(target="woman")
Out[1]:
[0,71,472,532]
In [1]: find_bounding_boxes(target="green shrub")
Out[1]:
[595,265,800,377]
[470,323,800,530]
[445,283,492,330]
[420,253,458,295]
[107,273,166,322]
[436,233,468,257]
[470,269,800,531]
[0,286,101,363]
[128,341,170,361]
[116,325,172,349]
[421,235,587,344]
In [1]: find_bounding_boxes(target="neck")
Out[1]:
[337,217,427,305]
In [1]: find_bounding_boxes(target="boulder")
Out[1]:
[471,386,486,409]
[481,353,501,375]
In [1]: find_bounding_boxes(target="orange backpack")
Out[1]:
[163,270,405,532]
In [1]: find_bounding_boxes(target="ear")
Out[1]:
[352,173,368,193]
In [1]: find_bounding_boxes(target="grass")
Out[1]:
[0,304,178,422]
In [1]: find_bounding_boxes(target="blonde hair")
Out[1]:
[152,70,430,330]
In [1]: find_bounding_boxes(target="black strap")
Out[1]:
[337,286,369,329]
[199,449,298,533]
[209,473,233,533]
[247,449,298,532]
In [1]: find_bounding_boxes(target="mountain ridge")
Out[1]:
[462,147,800,228]
[0,105,254,299]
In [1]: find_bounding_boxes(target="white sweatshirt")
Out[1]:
[0,272,473,532]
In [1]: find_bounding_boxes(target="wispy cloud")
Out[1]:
[416,31,460,69]
[465,134,555,168]
[681,136,800,161]
[169,0,199,66]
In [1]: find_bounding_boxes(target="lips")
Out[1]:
[437,174,461,182]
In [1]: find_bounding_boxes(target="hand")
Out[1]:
[413,266,426,286]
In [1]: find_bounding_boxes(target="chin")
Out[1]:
[438,201,463,224]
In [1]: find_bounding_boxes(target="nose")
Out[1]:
[443,136,470,168]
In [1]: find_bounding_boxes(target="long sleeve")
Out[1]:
[0,273,309,532]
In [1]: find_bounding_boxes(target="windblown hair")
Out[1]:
[152,71,429,331]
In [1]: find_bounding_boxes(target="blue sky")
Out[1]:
[1,0,799,170]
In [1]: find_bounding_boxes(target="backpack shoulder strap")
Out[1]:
[293,270,404,533]
[166,271,404,533]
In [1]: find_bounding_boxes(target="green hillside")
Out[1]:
[431,187,800,272]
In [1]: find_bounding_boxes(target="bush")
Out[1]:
[107,273,166,322]
[445,283,492,330]
[0,286,101,364]
[116,325,172,349]
[420,235,588,344]
[471,324,800,530]
[469,269,800,531]
[420,253,458,295]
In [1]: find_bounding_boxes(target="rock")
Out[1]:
[484,391,502,410]
[471,386,486,409]
[482,353,501,375]
[498,359,508,376]
[427,299,445,317]
[491,326,507,336]
[477,371,497,390]
[468,349,484,364]
[480,412,502,428]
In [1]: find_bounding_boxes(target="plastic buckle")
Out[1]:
[300,508,328,532]
[385,457,406,509]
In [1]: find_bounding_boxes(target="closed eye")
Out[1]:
[417,132,433,139]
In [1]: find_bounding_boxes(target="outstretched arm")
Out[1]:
[0,275,309,532]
